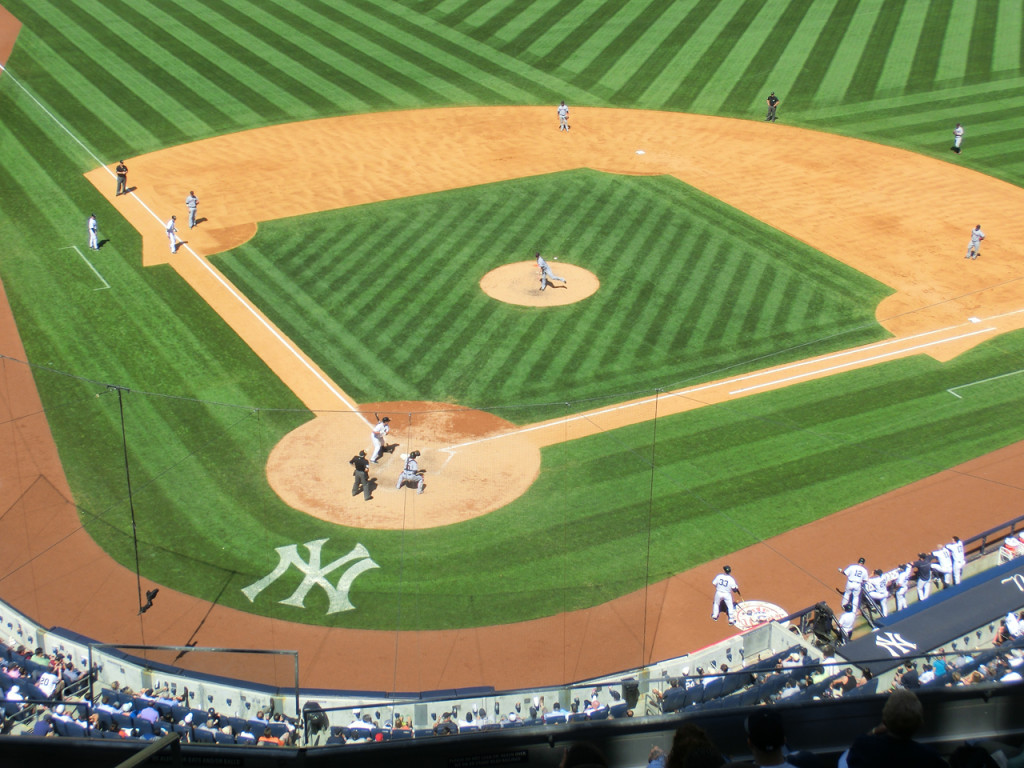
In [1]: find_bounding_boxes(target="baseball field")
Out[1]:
[3,0,1024,691]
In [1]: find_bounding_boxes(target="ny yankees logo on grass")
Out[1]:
[874,632,918,658]
[242,539,378,615]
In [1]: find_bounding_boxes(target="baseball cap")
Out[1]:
[745,709,785,752]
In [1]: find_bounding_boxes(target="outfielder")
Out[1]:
[557,101,569,131]
[864,569,889,618]
[87,214,99,250]
[947,536,965,585]
[369,415,390,463]
[839,557,868,613]
[952,123,964,154]
[966,225,985,259]
[166,215,179,254]
[396,450,425,494]
[710,565,741,624]
[536,252,566,291]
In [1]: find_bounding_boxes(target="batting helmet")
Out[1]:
[723,565,731,574]
[858,557,865,564]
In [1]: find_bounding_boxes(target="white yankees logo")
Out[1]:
[242,539,379,615]
[875,632,918,658]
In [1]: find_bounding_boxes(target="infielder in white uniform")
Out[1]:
[966,225,985,259]
[864,569,889,618]
[536,252,566,291]
[952,123,964,154]
[839,558,868,613]
[166,215,179,253]
[946,536,965,585]
[894,562,913,611]
[369,415,390,463]
[87,214,99,250]
[557,101,569,131]
[710,565,741,624]
[396,450,425,494]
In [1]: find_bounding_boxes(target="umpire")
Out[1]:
[765,91,779,122]
[349,450,372,501]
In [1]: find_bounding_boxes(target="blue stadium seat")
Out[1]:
[390,728,414,738]
[682,684,704,708]
[193,729,216,744]
[609,702,629,718]
[215,730,235,744]
[64,720,87,739]
[701,678,725,702]
[236,733,256,745]
[414,728,435,738]
[588,708,610,720]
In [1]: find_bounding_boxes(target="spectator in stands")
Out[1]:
[272,712,295,737]
[348,708,372,732]
[830,668,858,698]
[258,726,283,746]
[5,684,25,712]
[948,743,1000,768]
[393,714,410,730]
[839,688,947,767]
[325,726,346,745]
[648,746,667,768]
[933,651,948,678]
[31,712,54,737]
[735,708,823,768]
[820,644,840,677]
[433,711,459,736]
[543,701,568,723]
[918,663,936,686]
[459,710,475,730]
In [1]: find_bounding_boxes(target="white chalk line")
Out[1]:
[729,327,997,394]
[60,245,109,290]
[948,368,1024,399]
[447,321,1005,453]
[1,61,367,427]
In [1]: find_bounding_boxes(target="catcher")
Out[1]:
[396,450,425,494]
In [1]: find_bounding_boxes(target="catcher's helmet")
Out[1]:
[723,565,731,574]
[410,450,420,459]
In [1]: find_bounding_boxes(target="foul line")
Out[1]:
[447,322,1001,452]
[729,327,997,394]
[948,368,1024,399]
[59,245,109,290]
[1,60,367,427]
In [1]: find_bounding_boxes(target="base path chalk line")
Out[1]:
[59,245,109,290]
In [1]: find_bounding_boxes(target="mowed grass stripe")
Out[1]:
[814,0,879,106]
[720,0,819,116]
[493,0,590,60]
[691,0,793,115]
[843,0,905,102]
[636,1,737,106]
[965,0,999,84]
[5,23,172,155]
[873,2,929,98]
[993,0,1023,74]
[934,0,975,85]
[786,1,857,109]
[533,0,650,74]
[76,0,246,135]
[342,0,566,104]
[664,0,769,111]
[571,0,680,93]
[601,0,704,98]
[753,0,833,113]
[266,0,459,106]
[458,0,541,48]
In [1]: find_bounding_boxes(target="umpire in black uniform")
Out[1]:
[349,450,373,501]
[765,91,779,122]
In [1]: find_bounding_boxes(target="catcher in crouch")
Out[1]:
[396,451,425,494]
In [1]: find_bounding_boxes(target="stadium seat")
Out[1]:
[390,728,414,738]
[112,712,134,730]
[64,721,87,739]
[682,684,705,708]
[215,731,235,744]
[236,733,256,745]
[701,678,725,702]
[193,729,216,744]
[588,708,610,720]
[609,702,629,718]
[172,723,192,740]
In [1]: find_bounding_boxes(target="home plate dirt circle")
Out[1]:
[481,261,600,306]
[266,402,541,529]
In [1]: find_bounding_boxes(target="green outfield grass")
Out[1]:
[3,0,1024,631]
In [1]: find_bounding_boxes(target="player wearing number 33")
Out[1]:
[711,565,741,624]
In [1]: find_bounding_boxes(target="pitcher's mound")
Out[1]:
[481,261,599,306]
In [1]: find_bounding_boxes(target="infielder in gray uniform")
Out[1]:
[966,225,985,259]
[536,252,566,291]
[186,191,199,228]
[396,450,425,493]
[557,101,570,131]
